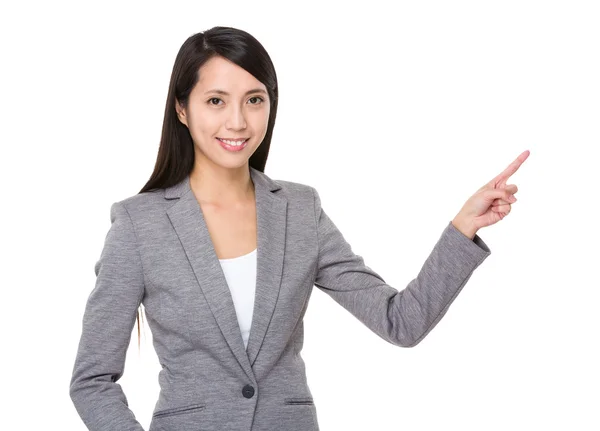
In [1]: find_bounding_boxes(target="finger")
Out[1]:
[496,184,518,195]
[492,204,512,214]
[492,150,530,187]
[484,188,517,203]
[480,181,518,195]
[492,194,518,206]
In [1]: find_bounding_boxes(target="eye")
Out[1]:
[208,97,223,106]
[248,96,265,105]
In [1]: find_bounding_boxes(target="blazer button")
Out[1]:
[242,384,255,398]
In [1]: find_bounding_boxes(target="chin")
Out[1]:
[213,156,252,170]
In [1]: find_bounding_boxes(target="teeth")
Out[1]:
[219,138,247,146]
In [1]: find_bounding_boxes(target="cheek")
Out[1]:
[189,114,220,137]
[253,109,270,128]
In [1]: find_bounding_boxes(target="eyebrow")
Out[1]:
[204,88,268,96]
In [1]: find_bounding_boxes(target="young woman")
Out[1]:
[69,26,529,431]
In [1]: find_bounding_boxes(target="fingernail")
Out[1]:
[510,195,517,203]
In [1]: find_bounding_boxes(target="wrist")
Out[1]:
[451,217,477,240]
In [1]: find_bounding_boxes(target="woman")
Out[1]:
[69,26,529,431]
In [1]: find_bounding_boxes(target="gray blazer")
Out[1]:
[69,166,491,431]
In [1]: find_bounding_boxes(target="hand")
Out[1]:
[452,150,530,239]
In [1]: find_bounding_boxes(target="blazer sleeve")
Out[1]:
[69,201,146,431]
[311,187,491,348]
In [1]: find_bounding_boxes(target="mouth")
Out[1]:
[217,137,248,144]
[216,137,249,152]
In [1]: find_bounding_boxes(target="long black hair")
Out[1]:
[139,26,279,195]
[134,27,279,349]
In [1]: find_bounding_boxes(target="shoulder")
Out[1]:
[271,177,325,210]
[273,177,315,196]
[265,175,320,208]
[111,188,168,220]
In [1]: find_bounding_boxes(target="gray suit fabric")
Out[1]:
[69,166,491,430]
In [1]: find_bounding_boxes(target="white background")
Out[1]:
[2,1,599,430]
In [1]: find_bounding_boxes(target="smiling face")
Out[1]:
[176,55,270,171]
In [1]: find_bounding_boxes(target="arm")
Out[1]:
[69,202,146,431]
[312,187,491,348]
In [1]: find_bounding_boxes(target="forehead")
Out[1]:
[196,56,266,93]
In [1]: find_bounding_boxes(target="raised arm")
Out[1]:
[312,187,491,347]
[69,201,146,431]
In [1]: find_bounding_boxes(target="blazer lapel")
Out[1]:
[164,167,287,379]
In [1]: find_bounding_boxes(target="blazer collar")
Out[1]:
[164,166,282,199]
[163,166,287,383]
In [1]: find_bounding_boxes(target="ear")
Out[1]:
[175,99,188,127]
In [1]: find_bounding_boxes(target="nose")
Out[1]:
[225,105,247,131]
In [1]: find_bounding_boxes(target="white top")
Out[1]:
[218,248,257,351]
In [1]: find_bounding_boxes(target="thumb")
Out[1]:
[483,188,516,203]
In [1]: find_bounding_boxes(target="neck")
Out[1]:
[189,161,255,208]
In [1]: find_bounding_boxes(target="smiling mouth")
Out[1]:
[217,138,249,143]
[216,137,250,151]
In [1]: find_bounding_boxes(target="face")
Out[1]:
[176,56,270,171]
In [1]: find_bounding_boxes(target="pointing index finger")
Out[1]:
[494,150,530,186]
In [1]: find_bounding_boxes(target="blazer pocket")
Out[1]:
[284,397,314,406]
[152,403,206,418]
